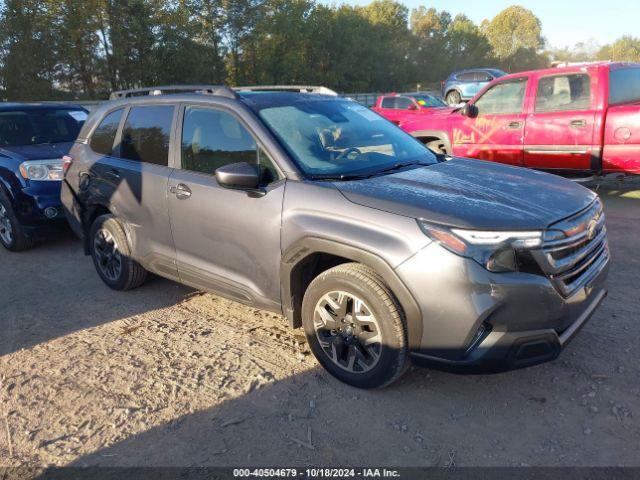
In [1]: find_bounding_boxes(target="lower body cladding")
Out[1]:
[396,242,609,373]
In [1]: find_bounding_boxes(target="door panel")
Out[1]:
[451,78,528,166]
[168,172,284,308]
[168,105,284,309]
[87,104,178,279]
[524,73,596,171]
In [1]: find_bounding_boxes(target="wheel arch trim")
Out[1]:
[410,130,453,154]
[280,236,423,350]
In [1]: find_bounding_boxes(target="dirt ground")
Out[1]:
[1,181,639,469]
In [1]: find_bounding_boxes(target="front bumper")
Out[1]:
[396,241,609,373]
[12,180,66,230]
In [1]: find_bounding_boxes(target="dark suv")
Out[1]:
[0,103,87,250]
[62,85,609,388]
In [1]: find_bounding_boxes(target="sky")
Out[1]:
[320,0,633,49]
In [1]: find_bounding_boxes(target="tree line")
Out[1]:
[1,0,639,101]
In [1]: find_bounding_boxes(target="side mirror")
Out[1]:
[407,104,418,111]
[460,103,478,118]
[215,162,260,189]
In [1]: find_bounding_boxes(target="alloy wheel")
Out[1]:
[0,204,13,245]
[313,291,382,373]
[94,228,122,281]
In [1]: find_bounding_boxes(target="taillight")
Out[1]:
[62,155,73,176]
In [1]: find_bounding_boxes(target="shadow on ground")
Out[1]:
[0,229,192,357]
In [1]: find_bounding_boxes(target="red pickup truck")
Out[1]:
[400,62,640,175]
[371,92,447,125]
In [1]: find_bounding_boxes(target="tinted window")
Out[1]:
[394,97,414,109]
[457,72,476,82]
[0,108,86,147]
[121,105,174,166]
[181,107,258,175]
[380,97,395,108]
[474,79,527,115]
[475,72,492,82]
[535,74,591,112]
[609,67,640,105]
[90,109,123,155]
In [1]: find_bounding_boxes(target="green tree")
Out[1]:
[410,7,451,85]
[0,0,58,99]
[482,6,543,70]
[598,36,640,62]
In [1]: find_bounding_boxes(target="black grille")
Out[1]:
[532,199,609,297]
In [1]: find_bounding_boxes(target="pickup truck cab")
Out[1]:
[371,92,446,125]
[402,62,640,176]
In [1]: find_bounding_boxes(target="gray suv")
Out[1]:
[61,85,609,388]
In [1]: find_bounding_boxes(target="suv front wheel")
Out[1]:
[302,263,409,388]
[89,214,147,290]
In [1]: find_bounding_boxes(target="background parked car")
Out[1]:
[441,68,506,105]
[0,103,87,251]
[402,62,640,176]
[371,92,447,124]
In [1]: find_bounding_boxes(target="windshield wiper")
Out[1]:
[372,161,431,175]
[311,172,374,181]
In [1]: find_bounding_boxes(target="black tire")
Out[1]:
[426,139,449,155]
[89,214,147,290]
[302,263,409,389]
[0,190,35,251]
[445,90,461,105]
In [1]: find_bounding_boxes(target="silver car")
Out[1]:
[61,85,609,388]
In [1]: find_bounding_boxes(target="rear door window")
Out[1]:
[457,72,476,82]
[90,108,123,155]
[475,72,492,82]
[609,67,640,105]
[474,79,527,115]
[120,105,174,166]
[535,74,591,112]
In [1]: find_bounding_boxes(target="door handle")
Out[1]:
[507,121,523,129]
[170,183,192,199]
[570,119,587,128]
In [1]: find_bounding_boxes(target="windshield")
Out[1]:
[255,98,437,178]
[0,108,87,147]
[406,94,446,107]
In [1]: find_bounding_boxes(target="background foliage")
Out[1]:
[0,0,639,100]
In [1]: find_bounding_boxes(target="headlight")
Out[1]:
[418,220,542,272]
[19,159,64,181]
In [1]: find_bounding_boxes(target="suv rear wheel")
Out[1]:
[302,263,408,388]
[0,192,35,251]
[89,214,147,290]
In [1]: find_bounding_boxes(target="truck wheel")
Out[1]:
[0,192,35,251]
[445,90,461,105]
[89,214,147,290]
[302,263,409,389]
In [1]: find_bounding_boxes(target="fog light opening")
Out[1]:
[44,207,58,219]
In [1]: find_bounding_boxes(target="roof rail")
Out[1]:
[109,85,237,100]
[233,85,338,96]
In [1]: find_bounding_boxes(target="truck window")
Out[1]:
[473,79,527,115]
[535,74,591,112]
[380,97,395,108]
[394,97,414,109]
[609,67,640,105]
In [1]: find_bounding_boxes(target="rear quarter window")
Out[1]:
[90,108,123,156]
[609,67,640,105]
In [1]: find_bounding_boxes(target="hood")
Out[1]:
[0,142,74,161]
[334,158,597,230]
